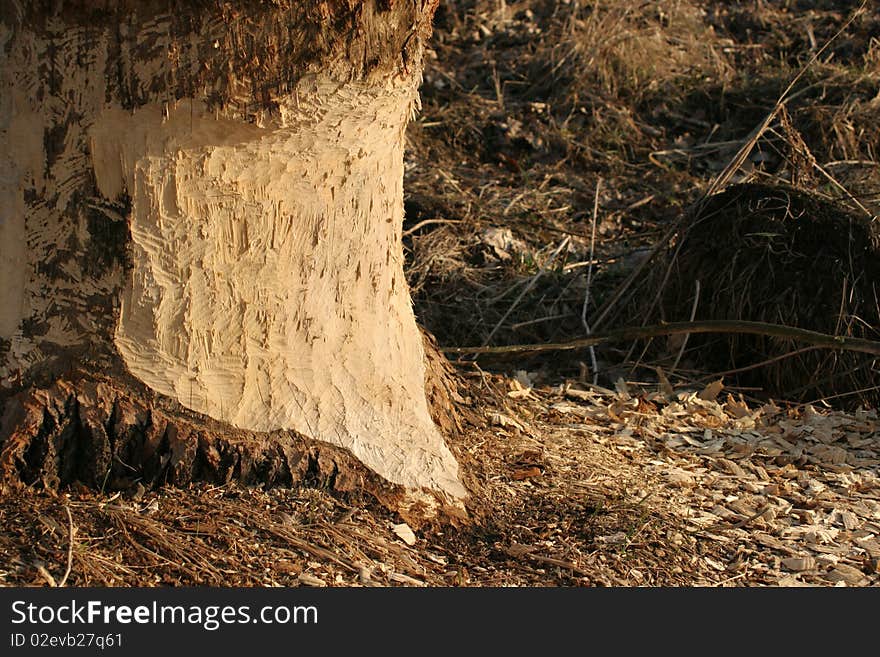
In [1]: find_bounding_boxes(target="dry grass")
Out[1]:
[643,181,880,409]
[408,0,880,399]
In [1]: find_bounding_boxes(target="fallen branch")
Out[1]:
[57,505,75,587]
[443,319,880,357]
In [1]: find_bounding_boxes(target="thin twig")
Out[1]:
[728,504,773,531]
[691,504,774,536]
[524,553,592,577]
[811,160,876,219]
[797,383,880,408]
[57,505,75,587]
[482,237,570,346]
[670,279,700,376]
[714,572,748,587]
[402,218,462,237]
[511,313,576,330]
[696,346,820,381]
[581,178,601,384]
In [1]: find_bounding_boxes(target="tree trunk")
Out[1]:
[0,0,467,515]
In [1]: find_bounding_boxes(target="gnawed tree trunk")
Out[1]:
[0,0,467,516]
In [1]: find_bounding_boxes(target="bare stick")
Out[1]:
[57,505,75,587]
[581,178,601,383]
[444,319,880,357]
[696,346,820,380]
[482,237,570,346]
[670,280,700,375]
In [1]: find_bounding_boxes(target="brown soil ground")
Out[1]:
[2,0,879,587]
[2,374,878,587]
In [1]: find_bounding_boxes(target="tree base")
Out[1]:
[0,363,468,525]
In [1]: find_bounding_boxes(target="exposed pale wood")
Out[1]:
[0,0,466,501]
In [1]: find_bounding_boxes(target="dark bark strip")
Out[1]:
[4,0,439,114]
[0,369,396,499]
[0,331,471,522]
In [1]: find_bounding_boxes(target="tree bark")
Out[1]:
[0,0,467,513]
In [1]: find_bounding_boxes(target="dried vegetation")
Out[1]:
[3,0,880,587]
[3,375,878,587]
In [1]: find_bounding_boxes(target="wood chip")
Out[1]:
[718,458,747,477]
[489,411,525,431]
[36,565,57,587]
[822,564,868,586]
[854,538,880,558]
[666,468,696,485]
[698,379,724,402]
[595,532,627,544]
[724,395,752,419]
[508,388,533,399]
[831,509,860,531]
[776,575,813,586]
[425,552,448,565]
[781,556,816,572]
[511,466,542,480]
[389,572,426,586]
[505,543,537,558]
[297,573,327,587]
[564,387,597,401]
[392,523,417,546]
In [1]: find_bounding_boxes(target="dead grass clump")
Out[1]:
[652,181,880,409]
[515,0,736,163]
[795,79,880,208]
[537,0,733,101]
[409,226,591,347]
[403,0,744,351]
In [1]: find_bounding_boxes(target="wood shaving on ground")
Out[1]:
[2,372,877,588]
